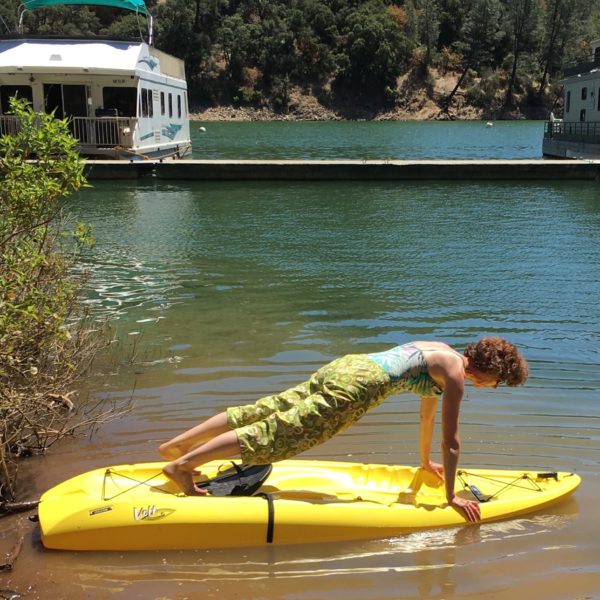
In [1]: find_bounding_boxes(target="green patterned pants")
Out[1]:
[227,354,391,464]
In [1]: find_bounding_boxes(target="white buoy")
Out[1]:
[486,122,493,127]
[199,126,207,132]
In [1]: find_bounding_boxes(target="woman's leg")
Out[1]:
[227,381,311,428]
[163,430,241,495]
[158,411,231,460]
[160,382,311,460]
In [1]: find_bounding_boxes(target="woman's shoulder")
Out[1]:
[415,343,465,374]
[412,341,456,352]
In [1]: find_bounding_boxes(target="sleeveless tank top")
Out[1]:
[368,343,443,398]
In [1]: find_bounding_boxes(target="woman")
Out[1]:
[159,337,528,522]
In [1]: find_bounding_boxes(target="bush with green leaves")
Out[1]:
[0,98,98,502]
[466,70,502,109]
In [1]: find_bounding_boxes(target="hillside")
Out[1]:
[191,69,554,121]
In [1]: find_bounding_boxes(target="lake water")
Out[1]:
[189,120,545,160]
[2,121,599,599]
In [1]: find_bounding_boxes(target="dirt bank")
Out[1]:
[190,70,547,122]
[190,86,478,122]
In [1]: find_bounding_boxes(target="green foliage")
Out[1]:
[0,98,103,500]
[0,0,20,33]
[102,13,147,39]
[466,69,502,108]
[21,5,101,37]
[0,98,88,386]
[335,1,408,99]
[594,5,600,38]
[457,0,504,70]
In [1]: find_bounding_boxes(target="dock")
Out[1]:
[83,159,600,181]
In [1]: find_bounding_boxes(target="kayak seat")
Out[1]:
[197,463,272,496]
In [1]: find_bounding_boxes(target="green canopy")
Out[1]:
[22,0,148,15]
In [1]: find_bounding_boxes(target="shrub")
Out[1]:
[0,98,106,502]
[466,69,501,109]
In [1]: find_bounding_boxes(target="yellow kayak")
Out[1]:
[38,459,581,551]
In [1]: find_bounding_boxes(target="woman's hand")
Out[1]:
[422,461,445,482]
[449,494,481,522]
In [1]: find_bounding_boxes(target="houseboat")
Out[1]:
[543,39,600,159]
[0,0,191,159]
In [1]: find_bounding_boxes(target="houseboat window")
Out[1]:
[566,91,571,113]
[102,87,137,117]
[160,91,165,116]
[0,85,33,113]
[177,95,181,118]
[43,84,87,119]
[580,109,586,122]
[581,87,587,100]
[140,88,153,118]
[168,93,173,118]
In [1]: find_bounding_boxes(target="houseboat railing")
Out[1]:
[544,120,600,142]
[0,115,22,137]
[1,114,137,150]
[70,116,137,149]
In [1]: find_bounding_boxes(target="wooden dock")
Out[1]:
[83,159,600,181]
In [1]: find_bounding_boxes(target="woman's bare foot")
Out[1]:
[163,462,207,496]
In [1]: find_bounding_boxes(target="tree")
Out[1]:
[437,0,469,49]
[402,0,441,70]
[290,0,340,85]
[0,0,20,34]
[155,0,211,97]
[335,1,407,101]
[20,5,101,37]
[258,5,300,105]
[594,2,600,38]
[420,0,441,67]
[536,0,593,96]
[217,14,259,93]
[444,0,502,112]
[504,0,542,109]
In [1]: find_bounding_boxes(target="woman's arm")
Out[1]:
[419,396,443,481]
[427,352,482,522]
[440,377,481,522]
[440,377,463,501]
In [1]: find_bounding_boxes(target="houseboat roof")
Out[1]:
[0,38,185,80]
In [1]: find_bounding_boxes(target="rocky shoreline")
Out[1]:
[189,75,547,122]
[189,89,483,122]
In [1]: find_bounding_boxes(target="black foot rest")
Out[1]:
[197,463,272,496]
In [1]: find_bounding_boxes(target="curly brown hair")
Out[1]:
[463,337,528,386]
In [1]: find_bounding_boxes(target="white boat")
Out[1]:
[0,0,191,159]
[543,39,600,159]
